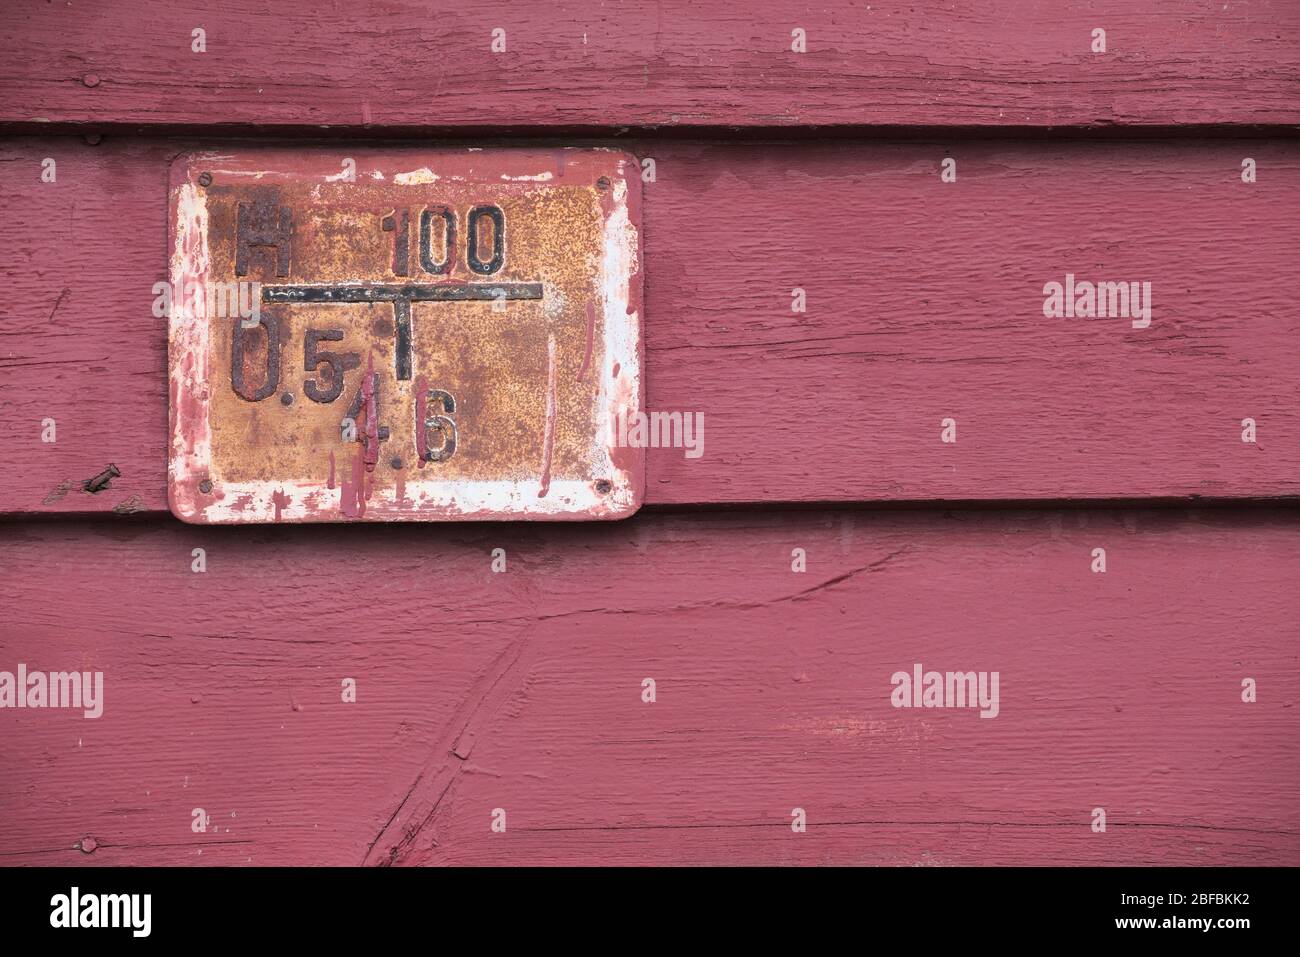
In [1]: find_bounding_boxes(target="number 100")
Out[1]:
[383,204,506,277]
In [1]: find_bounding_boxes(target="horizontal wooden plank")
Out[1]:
[1,507,1296,865]
[2,1,1299,130]
[2,137,1299,514]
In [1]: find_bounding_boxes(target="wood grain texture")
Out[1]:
[2,1,1299,129]
[1,508,1296,866]
[2,136,1298,514]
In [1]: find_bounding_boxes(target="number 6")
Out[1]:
[422,389,457,462]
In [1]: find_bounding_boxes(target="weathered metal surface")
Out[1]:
[167,149,643,523]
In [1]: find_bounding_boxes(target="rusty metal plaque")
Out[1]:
[166,149,643,523]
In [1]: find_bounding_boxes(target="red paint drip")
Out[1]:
[327,450,336,490]
[538,335,557,498]
[414,374,429,468]
[271,488,289,522]
[576,301,596,381]
[360,352,379,472]
[340,448,367,519]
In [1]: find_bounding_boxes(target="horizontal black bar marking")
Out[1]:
[262,283,543,303]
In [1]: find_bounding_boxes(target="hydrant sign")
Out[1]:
[166,149,643,523]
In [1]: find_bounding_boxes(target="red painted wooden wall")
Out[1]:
[1,1,1298,866]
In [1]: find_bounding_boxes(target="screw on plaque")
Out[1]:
[594,479,612,494]
[199,479,213,494]
[197,172,213,187]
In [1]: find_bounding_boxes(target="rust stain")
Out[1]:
[112,494,147,514]
[42,480,73,505]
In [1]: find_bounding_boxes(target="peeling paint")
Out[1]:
[394,167,439,185]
